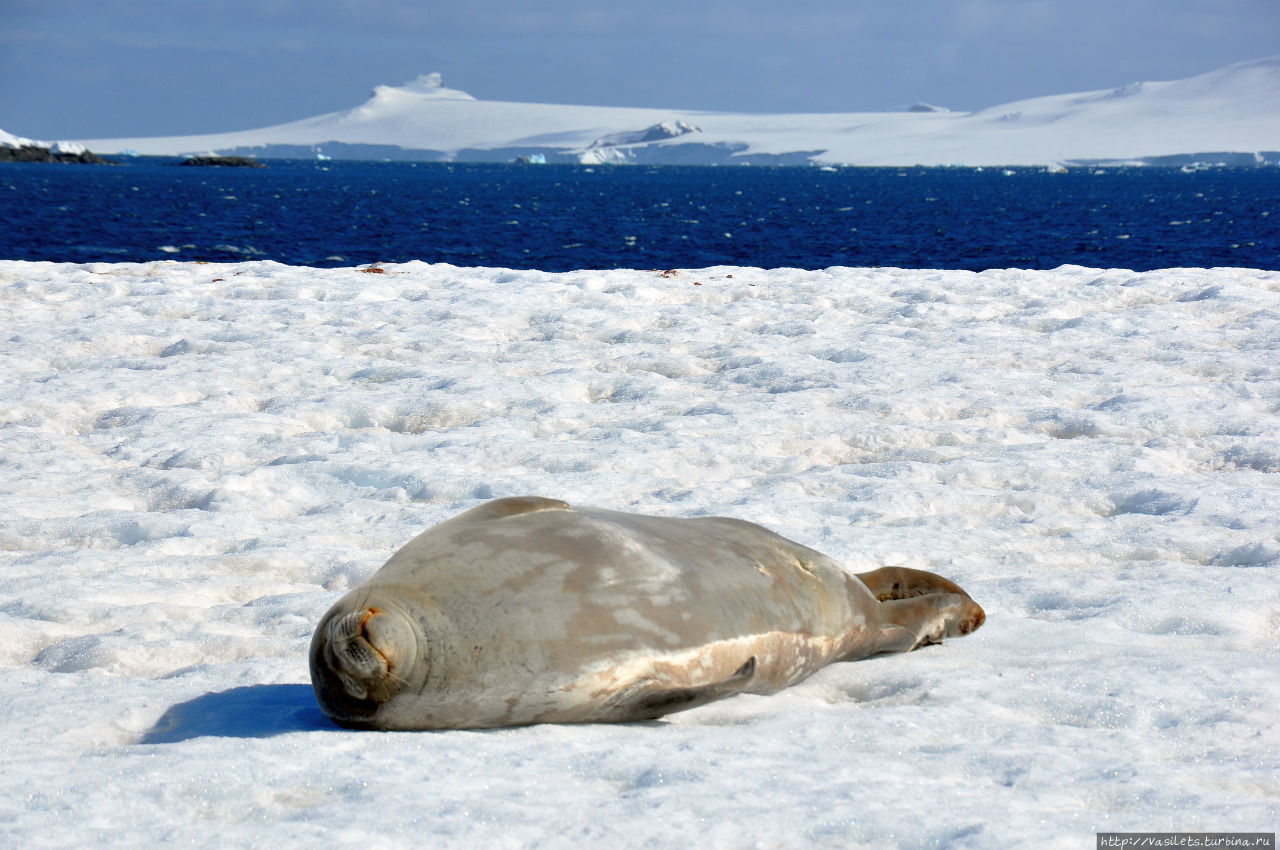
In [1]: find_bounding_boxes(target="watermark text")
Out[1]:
[1098,834,1275,850]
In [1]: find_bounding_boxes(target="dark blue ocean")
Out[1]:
[2,159,1277,270]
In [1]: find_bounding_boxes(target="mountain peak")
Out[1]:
[370,73,475,102]
[403,72,445,93]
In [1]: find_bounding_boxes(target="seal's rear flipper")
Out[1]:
[609,657,758,721]
[856,566,974,602]
[879,592,986,651]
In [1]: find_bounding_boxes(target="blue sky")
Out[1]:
[2,0,1277,139]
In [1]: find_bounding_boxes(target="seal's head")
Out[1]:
[309,598,425,728]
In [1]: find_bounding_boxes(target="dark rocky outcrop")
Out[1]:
[0,144,111,164]
[176,155,266,167]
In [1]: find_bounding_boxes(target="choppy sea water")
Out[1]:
[2,159,1277,270]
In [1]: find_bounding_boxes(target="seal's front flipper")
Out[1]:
[880,592,986,651]
[608,657,758,721]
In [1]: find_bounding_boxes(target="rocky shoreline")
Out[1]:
[0,144,111,164]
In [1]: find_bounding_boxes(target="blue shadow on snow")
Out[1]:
[140,684,337,743]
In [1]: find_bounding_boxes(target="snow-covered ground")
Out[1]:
[1,260,1277,847]
[68,57,1280,166]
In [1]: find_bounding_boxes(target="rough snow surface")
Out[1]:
[1,261,1277,847]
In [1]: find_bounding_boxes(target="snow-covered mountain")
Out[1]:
[1,128,90,156]
[67,59,1280,166]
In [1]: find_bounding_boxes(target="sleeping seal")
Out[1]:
[310,496,984,730]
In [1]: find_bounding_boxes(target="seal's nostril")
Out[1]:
[327,610,388,685]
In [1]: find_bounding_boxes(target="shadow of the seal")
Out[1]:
[140,684,337,744]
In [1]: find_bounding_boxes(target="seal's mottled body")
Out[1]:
[310,497,984,730]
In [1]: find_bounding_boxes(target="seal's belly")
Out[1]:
[381,629,858,729]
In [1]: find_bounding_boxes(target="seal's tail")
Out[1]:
[857,567,986,650]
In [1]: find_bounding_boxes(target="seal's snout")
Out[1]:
[330,608,390,695]
[330,606,416,698]
[311,603,420,725]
